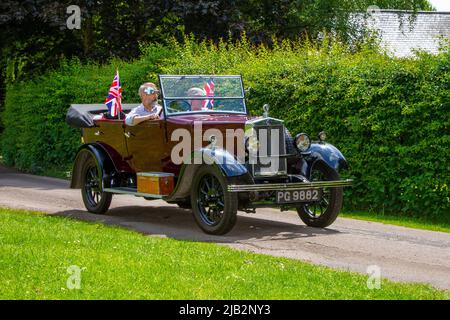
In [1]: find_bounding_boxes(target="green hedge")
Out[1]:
[1,37,449,219]
[159,38,450,218]
[0,44,173,173]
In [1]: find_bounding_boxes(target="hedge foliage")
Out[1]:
[1,37,449,219]
[0,44,173,173]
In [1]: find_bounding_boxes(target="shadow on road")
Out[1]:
[51,205,340,244]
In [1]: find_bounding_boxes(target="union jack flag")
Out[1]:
[105,70,122,118]
[203,78,214,109]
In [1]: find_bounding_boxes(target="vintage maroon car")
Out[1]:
[66,75,352,235]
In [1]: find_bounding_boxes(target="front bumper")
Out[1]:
[227,179,353,192]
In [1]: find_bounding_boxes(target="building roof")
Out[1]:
[356,10,450,57]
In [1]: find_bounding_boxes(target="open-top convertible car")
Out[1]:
[66,75,352,235]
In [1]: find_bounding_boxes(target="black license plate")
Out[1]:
[276,189,322,204]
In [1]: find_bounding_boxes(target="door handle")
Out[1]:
[95,131,104,136]
[124,131,135,138]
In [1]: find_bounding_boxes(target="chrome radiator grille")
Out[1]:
[252,124,287,177]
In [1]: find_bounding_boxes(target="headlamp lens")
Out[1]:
[295,133,311,152]
[245,129,259,155]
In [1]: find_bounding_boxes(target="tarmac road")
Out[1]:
[1,164,449,290]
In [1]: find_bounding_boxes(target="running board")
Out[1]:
[103,187,164,199]
[227,179,353,192]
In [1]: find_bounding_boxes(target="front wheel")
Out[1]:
[81,155,112,214]
[296,163,343,228]
[175,199,191,209]
[191,166,238,235]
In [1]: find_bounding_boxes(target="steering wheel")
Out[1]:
[167,100,192,113]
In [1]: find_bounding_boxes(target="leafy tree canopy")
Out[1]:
[0,0,434,84]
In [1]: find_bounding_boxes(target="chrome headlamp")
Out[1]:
[245,128,259,155]
[295,133,311,152]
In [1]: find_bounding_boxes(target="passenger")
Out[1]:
[125,82,162,126]
[186,87,207,111]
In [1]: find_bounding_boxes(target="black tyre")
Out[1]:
[81,155,112,214]
[190,166,238,235]
[176,199,191,209]
[296,162,343,228]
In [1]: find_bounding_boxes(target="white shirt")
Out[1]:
[125,103,162,126]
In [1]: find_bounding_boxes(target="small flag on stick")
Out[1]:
[203,78,214,109]
[105,70,122,118]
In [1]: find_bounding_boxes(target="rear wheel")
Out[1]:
[296,162,343,228]
[191,166,238,235]
[81,155,112,214]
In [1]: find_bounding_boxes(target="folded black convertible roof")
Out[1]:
[66,104,139,128]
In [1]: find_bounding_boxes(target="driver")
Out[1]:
[125,82,162,126]
[187,87,207,111]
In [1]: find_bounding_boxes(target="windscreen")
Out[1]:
[159,75,246,115]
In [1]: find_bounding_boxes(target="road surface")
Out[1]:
[0,165,449,290]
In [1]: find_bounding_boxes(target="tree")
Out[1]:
[234,0,434,43]
[0,0,435,85]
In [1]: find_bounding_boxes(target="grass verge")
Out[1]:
[0,207,448,300]
[341,211,450,234]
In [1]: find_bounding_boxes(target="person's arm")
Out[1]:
[128,113,159,126]
[125,106,161,126]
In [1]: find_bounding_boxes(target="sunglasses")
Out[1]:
[143,87,160,95]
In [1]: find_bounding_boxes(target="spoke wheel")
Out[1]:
[191,166,238,235]
[197,174,225,226]
[303,168,332,219]
[296,162,343,228]
[81,156,112,214]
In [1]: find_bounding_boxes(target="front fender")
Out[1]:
[192,147,248,177]
[165,148,249,202]
[299,142,348,178]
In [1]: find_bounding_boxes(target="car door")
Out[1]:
[83,120,129,168]
[124,119,168,172]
